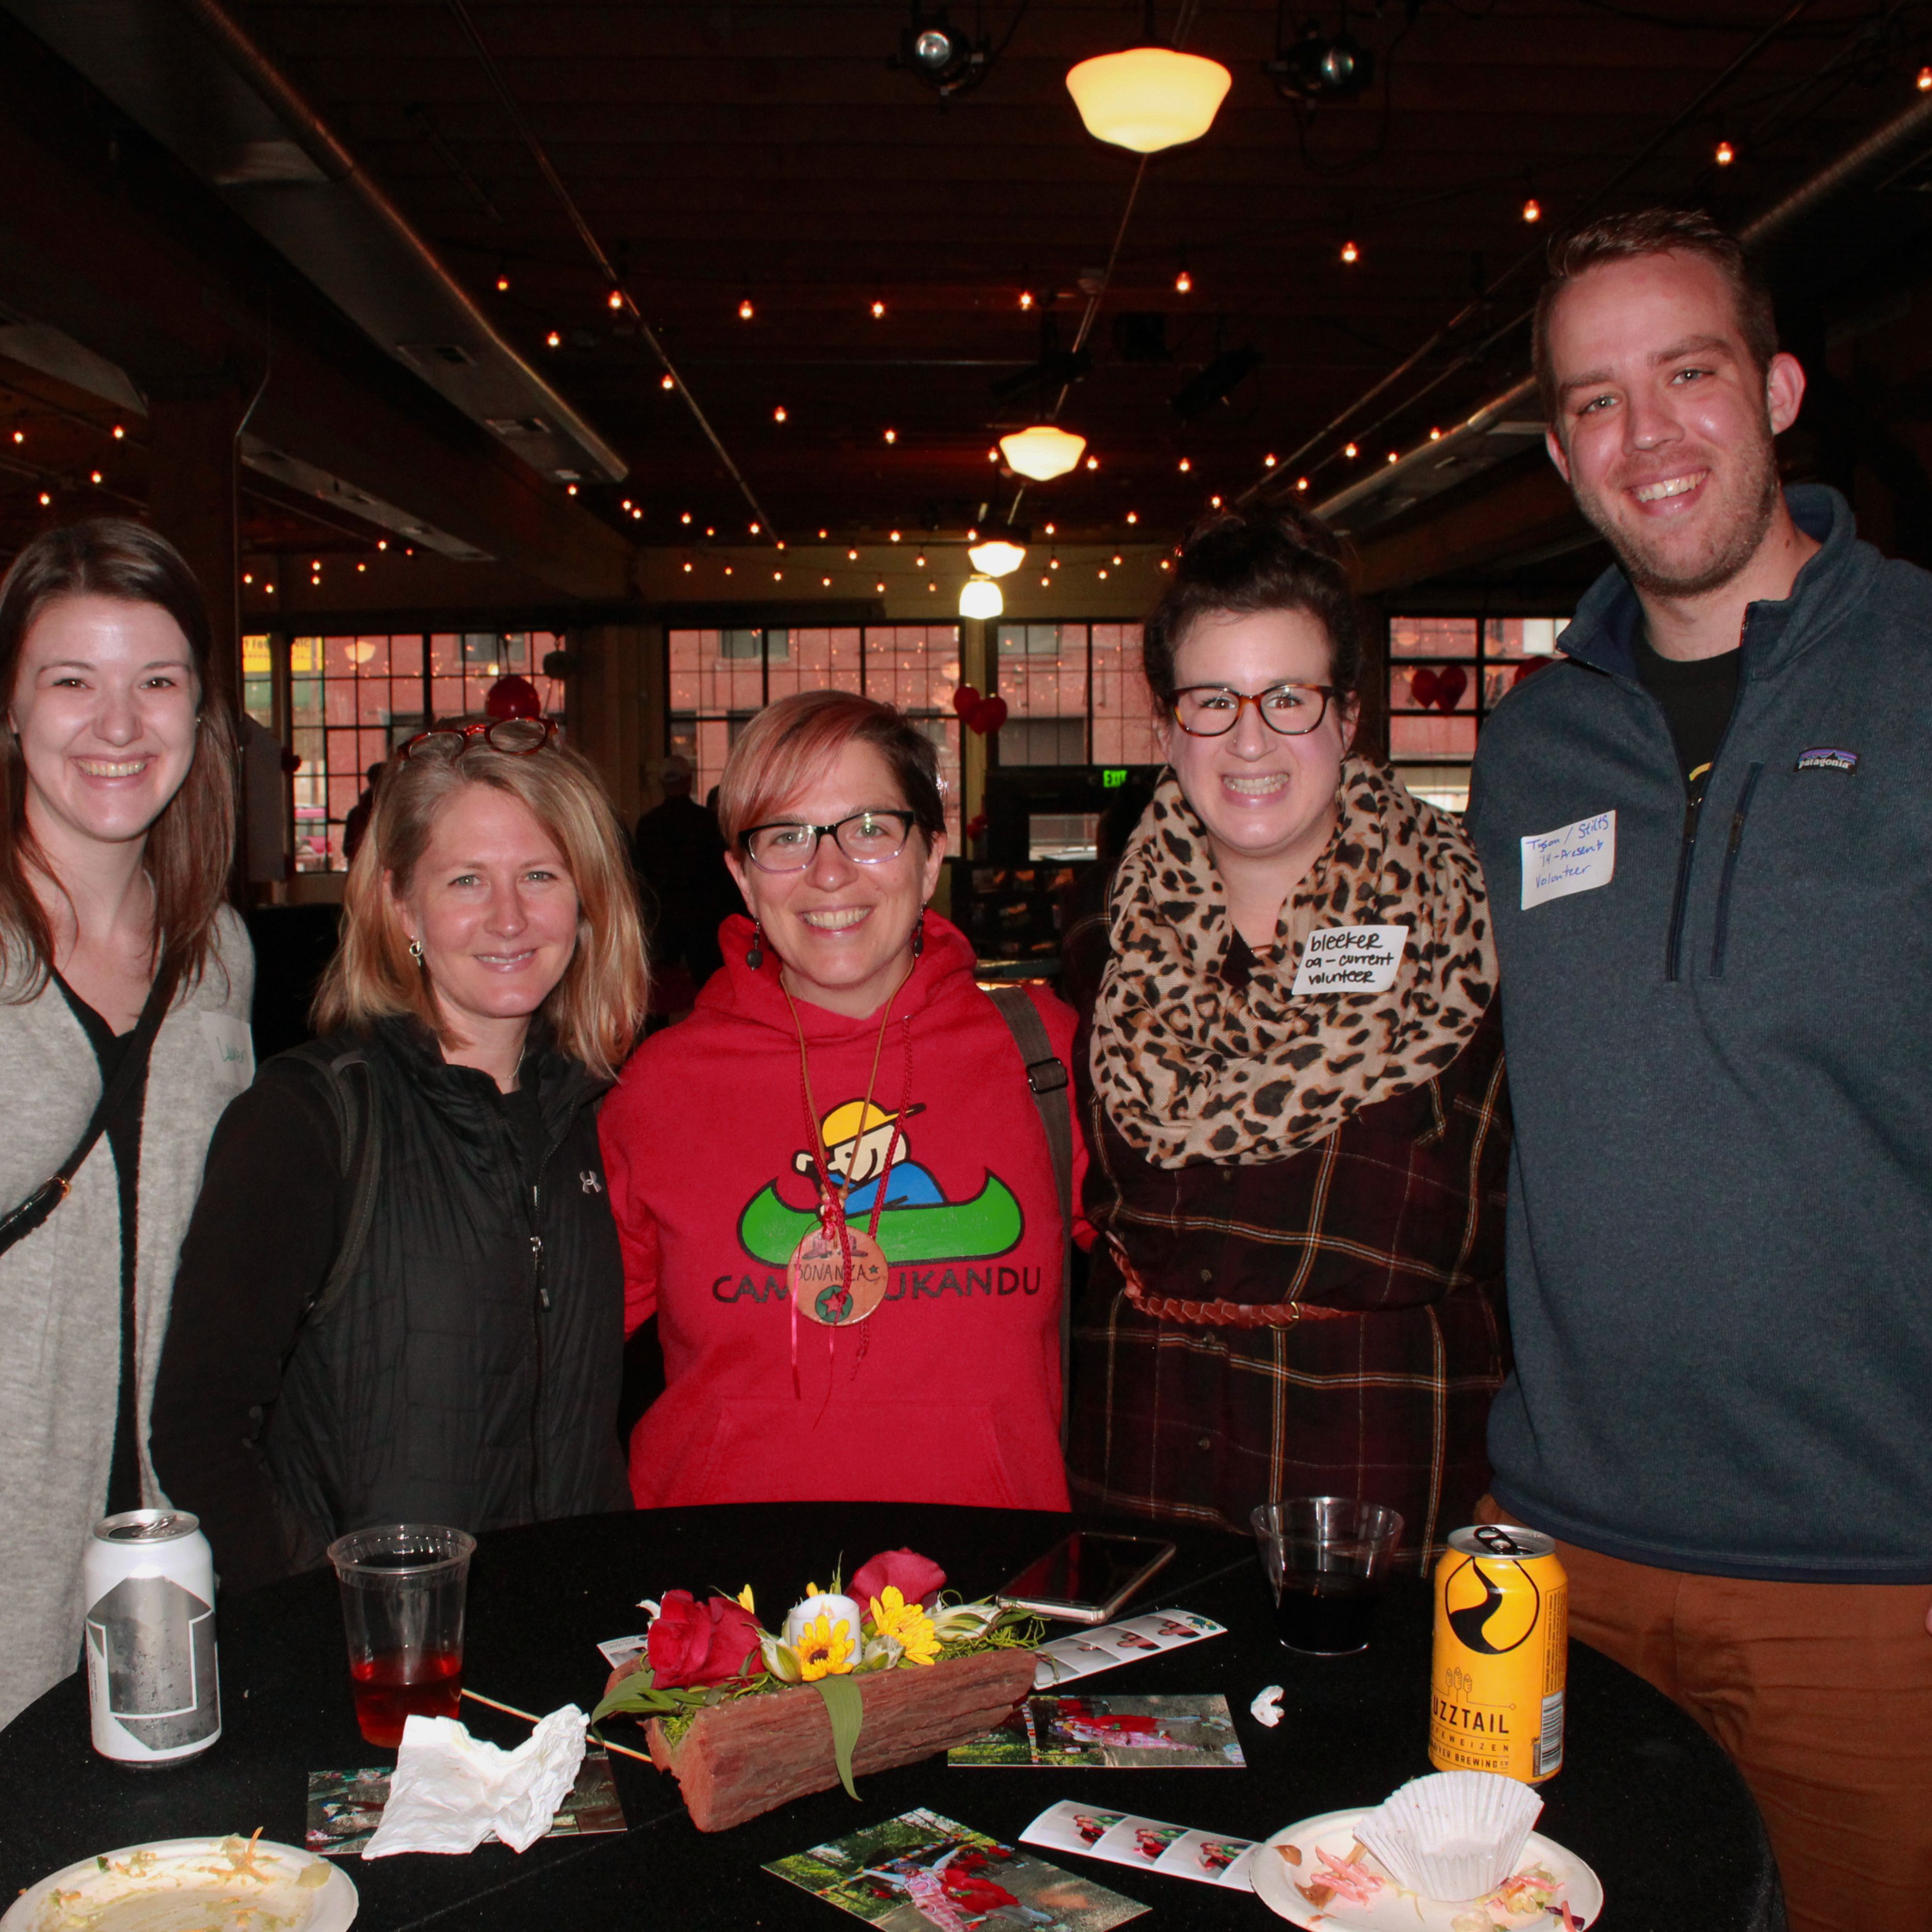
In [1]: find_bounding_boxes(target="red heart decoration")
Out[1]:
[1408,666,1440,709]
[1432,664,1468,712]
[951,684,981,718]
[974,695,1008,735]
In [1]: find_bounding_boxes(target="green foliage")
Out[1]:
[813,1675,866,1800]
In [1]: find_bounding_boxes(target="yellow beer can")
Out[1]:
[1430,1524,1568,1783]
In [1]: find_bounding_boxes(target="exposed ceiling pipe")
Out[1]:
[1,0,626,488]
[1311,83,1932,534]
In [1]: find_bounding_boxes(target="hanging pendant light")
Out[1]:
[999,426,1088,481]
[968,524,1029,576]
[959,575,1004,619]
[1065,45,1231,154]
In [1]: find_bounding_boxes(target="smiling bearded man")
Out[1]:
[1464,208,1932,1932]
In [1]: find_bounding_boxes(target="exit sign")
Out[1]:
[1101,767,1128,788]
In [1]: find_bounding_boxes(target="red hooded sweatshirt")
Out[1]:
[600,911,1088,1512]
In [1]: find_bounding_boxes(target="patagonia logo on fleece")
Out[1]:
[1795,747,1858,773]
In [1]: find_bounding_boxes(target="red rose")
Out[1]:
[850,1548,947,1610]
[647,1589,762,1689]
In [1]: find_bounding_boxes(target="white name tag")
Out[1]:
[1291,924,1409,996]
[1521,811,1616,910]
[200,1011,255,1088]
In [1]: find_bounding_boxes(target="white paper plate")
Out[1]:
[1249,1808,1602,1930]
[1,1836,358,1932]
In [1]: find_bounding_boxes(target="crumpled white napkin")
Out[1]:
[362,1704,588,1858]
[1250,1684,1285,1728]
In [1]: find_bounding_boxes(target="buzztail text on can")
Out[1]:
[1429,1523,1567,1784]
[83,1509,221,1768]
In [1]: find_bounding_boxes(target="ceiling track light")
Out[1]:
[896,4,994,100]
[1266,8,1375,103]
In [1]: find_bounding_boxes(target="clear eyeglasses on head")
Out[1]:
[740,808,916,874]
[401,717,557,760]
[1170,683,1335,738]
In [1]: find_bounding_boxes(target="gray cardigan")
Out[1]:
[0,906,254,1729]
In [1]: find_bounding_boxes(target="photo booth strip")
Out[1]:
[1021,1800,1257,1891]
[1032,1607,1227,1688]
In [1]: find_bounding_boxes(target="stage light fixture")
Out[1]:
[897,6,993,100]
[1267,15,1375,103]
[1066,46,1232,153]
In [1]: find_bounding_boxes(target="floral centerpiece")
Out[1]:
[592,1549,1041,1832]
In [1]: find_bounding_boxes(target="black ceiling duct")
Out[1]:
[1171,345,1262,420]
[1113,312,1172,364]
[989,347,1093,405]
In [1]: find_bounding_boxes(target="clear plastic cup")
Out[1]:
[1250,1498,1405,1655]
[327,1523,476,1747]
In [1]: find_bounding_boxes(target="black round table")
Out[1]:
[0,1506,1782,1929]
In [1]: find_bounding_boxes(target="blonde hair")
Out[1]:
[313,725,647,1080]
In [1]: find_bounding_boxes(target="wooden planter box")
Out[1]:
[645,1648,1038,1832]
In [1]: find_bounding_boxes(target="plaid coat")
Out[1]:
[1067,925,1511,1570]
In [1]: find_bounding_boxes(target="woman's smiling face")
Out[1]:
[726,737,945,1019]
[1159,604,1355,880]
[6,593,201,856]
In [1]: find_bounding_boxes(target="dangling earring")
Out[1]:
[909,918,925,959]
[746,921,764,971]
[408,937,424,963]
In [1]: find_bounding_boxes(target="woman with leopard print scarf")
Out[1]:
[1067,505,1511,1579]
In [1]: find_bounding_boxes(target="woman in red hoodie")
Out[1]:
[600,690,1087,1511]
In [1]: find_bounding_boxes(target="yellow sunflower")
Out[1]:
[868,1585,940,1666]
[795,1611,855,1681]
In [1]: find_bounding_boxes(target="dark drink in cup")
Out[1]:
[327,1525,475,1749]
[1251,1498,1404,1656]
[1274,1572,1384,1655]
[348,1645,464,1748]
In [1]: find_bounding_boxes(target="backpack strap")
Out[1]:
[986,983,1074,1449]
[280,1042,382,1326]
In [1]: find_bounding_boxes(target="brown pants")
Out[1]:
[1476,1500,1932,1932]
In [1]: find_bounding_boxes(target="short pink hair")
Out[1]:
[717,689,944,847]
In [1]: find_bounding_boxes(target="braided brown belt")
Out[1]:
[1108,1239,1355,1329]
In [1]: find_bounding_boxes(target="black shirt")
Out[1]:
[53,975,152,1518]
[1634,629,1740,799]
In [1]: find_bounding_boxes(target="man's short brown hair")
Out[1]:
[1532,207,1779,427]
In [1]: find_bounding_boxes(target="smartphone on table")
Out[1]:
[996,1531,1177,1624]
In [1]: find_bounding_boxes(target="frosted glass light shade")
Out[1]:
[1065,47,1232,154]
[968,538,1026,576]
[959,575,1004,619]
[999,426,1087,481]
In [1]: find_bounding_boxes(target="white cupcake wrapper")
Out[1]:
[1355,1770,1542,1903]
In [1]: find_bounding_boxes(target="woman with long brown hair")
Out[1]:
[0,520,253,1729]
[152,718,648,1591]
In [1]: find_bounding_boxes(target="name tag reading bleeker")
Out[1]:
[1291,925,1409,996]
[1520,811,1616,910]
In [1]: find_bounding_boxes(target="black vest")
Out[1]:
[265,1018,630,1553]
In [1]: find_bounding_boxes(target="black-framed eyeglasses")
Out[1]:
[401,717,557,760]
[1170,683,1336,738]
[740,809,916,873]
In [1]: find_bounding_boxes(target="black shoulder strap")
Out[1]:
[987,983,1074,1450]
[0,961,175,1259]
[282,1043,382,1326]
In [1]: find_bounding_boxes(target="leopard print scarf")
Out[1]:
[1091,759,1496,1167]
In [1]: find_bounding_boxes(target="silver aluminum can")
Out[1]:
[83,1509,221,1767]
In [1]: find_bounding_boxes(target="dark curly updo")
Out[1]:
[1141,502,1365,721]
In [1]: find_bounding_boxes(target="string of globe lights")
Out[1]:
[1237,0,1877,518]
